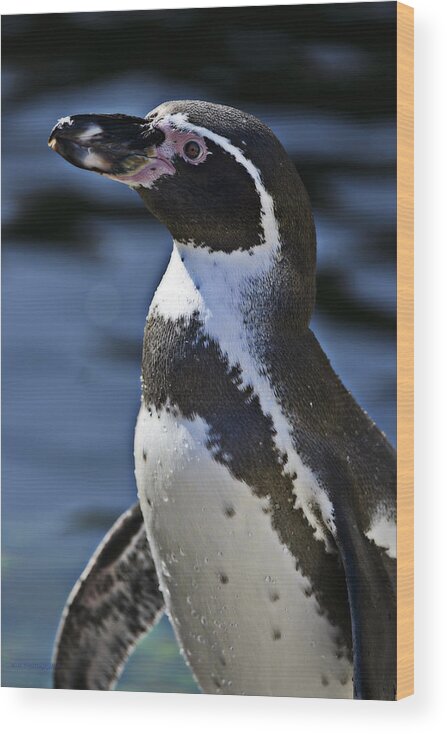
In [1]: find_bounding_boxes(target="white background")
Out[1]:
[1,0,445,731]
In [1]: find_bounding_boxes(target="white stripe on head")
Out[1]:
[164,112,281,250]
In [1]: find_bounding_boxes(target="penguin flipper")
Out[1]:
[332,495,397,700]
[53,503,165,690]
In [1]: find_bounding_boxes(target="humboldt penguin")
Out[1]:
[48,101,396,699]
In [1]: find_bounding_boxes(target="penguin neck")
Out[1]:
[149,236,315,338]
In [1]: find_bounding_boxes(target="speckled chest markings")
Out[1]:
[148,240,336,549]
[135,407,352,698]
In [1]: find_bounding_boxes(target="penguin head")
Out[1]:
[49,100,315,268]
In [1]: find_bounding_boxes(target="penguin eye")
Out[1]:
[183,140,201,161]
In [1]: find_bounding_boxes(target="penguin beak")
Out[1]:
[48,113,167,180]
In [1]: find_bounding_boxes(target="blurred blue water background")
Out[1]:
[2,4,396,691]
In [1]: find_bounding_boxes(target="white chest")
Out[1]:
[134,406,352,698]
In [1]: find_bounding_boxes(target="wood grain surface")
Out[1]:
[397,1,414,701]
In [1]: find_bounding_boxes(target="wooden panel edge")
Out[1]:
[396,1,414,701]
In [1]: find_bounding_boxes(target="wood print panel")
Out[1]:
[2,1,414,700]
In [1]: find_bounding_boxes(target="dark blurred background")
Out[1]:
[1,3,396,691]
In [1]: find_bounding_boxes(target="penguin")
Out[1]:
[48,101,396,700]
